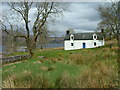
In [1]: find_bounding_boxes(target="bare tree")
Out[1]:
[3,1,65,57]
[37,26,49,50]
[2,15,25,53]
[97,1,119,42]
[97,1,120,61]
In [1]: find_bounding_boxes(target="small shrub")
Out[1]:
[50,57,57,63]
[3,75,16,88]
[57,57,64,62]
[58,53,63,58]
[111,46,118,52]
[41,66,48,71]
[70,54,84,65]
[103,51,114,59]
[50,57,64,63]
[55,71,72,88]
[65,61,70,64]
[39,60,44,63]
[48,66,55,71]
[102,48,110,51]
[70,54,95,65]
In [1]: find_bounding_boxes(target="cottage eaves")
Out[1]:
[64,33,104,40]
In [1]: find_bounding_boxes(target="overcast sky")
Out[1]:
[2,2,103,37]
[47,2,102,36]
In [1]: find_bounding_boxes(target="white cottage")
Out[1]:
[64,30,104,50]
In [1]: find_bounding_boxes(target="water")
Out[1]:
[0,43,64,52]
[38,43,64,49]
[0,46,5,52]
[0,46,2,52]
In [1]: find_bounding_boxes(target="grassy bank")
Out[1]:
[2,44,118,88]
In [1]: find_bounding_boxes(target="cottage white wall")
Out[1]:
[64,40,104,50]
[64,40,74,50]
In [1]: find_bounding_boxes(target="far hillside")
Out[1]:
[48,37,64,44]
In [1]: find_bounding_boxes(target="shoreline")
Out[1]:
[37,47,64,51]
[0,47,64,58]
[0,52,2,59]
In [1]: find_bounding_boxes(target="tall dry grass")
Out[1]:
[54,61,118,88]
[69,53,96,65]
[55,71,72,88]
[54,48,118,88]
[76,61,118,88]
[50,57,64,63]
[2,71,51,88]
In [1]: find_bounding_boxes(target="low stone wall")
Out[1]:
[1,55,30,64]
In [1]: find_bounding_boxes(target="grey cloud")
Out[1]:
[2,2,103,37]
[47,2,102,36]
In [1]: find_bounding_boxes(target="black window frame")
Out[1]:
[94,42,96,46]
[94,36,97,39]
[71,36,74,40]
[71,43,73,46]
[71,36,74,39]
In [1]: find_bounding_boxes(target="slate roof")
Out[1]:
[64,33,104,40]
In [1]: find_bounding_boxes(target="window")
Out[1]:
[94,36,97,39]
[71,43,73,46]
[93,34,97,40]
[71,36,74,40]
[70,35,74,40]
[94,42,96,46]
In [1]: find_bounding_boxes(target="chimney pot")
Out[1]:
[66,30,70,34]
[101,29,104,33]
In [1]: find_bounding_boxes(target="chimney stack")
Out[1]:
[101,29,104,33]
[66,30,70,34]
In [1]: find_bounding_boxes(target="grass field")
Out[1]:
[2,43,119,88]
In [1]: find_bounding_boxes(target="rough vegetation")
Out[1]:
[2,41,118,88]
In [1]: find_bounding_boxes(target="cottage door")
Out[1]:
[83,43,86,48]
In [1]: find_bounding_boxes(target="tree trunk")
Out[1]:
[29,48,34,57]
[109,36,112,48]
[117,36,120,62]
[26,39,34,57]
[41,45,43,50]
[28,39,37,57]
